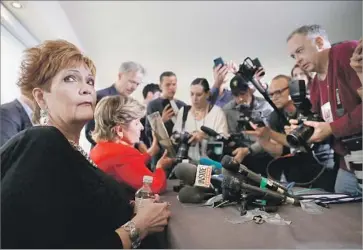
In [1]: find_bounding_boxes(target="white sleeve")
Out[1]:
[172,106,184,133]
[214,107,229,137]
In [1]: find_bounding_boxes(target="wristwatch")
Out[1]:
[121,221,141,249]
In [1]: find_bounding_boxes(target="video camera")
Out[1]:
[286,79,323,148]
[201,126,244,162]
[171,131,192,163]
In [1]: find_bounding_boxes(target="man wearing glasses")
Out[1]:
[246,75,337,191]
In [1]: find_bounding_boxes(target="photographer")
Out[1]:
[246,75,337,191]
[223,75,274,177]
[286,25,362,195]
[172,78,228,163]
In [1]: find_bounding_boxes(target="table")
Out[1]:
[163,181,362,249]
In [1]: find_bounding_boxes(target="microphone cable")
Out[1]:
[266,154,327,188]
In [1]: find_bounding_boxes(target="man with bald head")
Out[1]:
[246,74,337,191]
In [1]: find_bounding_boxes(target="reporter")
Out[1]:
[1,40,170,248]
[90,95,173,195]
[287,24,362,195]
[173,78,228,162]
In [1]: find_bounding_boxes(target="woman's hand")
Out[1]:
[156,150,174,170]
[188,131,206,145]
[130,201,171,239]
[147,132,160,157]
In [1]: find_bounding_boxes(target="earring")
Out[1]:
[40,109,49,126]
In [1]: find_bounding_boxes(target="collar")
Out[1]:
[17,98,33,124]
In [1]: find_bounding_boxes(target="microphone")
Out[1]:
[178,185,216,204]
[223,173,300,206]
[200,126,221,138]
[221,155,288,195]
[174,162,213,188]
[174,163,197,186]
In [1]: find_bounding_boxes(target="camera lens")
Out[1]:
[287,124,314,148]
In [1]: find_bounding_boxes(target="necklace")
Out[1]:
[68,140,98,169]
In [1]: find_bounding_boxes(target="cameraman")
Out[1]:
[223,75,274,177]
[246,75,337,191]
[286,25,362,195]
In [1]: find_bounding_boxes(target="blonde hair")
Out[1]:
[17,39,96,124]
[92,95,145,142]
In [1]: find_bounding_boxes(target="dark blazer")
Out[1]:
[85,85,119,146]
[0,99,32,147]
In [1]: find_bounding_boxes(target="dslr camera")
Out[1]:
[237,57,265,80]
[237,105,266,131]
[171,131,192,163]
[286,79,323,148]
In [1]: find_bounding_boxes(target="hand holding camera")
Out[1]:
[303,120,333,143]
[232,147,250,163]
[188,130,206,145]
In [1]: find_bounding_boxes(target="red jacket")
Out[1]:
[90,141,167,194]
[309,40,362,170]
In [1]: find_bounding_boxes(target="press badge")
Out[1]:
[321,102,334,123]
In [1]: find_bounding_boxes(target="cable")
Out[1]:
[266,155,327,187]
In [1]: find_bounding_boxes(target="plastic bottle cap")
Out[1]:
[143,175,153,183]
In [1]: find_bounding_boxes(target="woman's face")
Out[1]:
[36,64,96,126]
[190,84,209,108]
[292,67,309,84]
[122,119,144,144]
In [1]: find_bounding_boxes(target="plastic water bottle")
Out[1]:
[134,176,155,214]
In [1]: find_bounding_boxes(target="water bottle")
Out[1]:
[134,176,155,214]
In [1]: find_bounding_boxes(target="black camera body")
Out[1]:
[171,131,192,163]
[286,79,323,148]
[206,133,245,162]
[237,105,265,131]
[237,57,265,80]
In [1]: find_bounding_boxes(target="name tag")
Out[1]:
[321,102,334,123]
[194,165,213,188]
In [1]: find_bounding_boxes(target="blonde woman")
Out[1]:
[90,95,173,195]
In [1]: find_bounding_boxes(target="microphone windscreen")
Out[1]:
[174,163,198,186]
[221,155,239,172]
[178,186,215,204]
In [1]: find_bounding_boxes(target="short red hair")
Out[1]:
[17,39,96,123]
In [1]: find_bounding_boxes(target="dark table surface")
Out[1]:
[162,181,362,249]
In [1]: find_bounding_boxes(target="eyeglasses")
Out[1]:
[268,87,289,99]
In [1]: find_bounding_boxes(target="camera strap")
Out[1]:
[181,105,191,131]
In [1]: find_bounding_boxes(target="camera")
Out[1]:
[201,126,244,162]
[286,79,323,148]
[237,57,265,80]
[171,131,192,163]
[237,105,265,131]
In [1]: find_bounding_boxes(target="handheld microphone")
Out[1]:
[221,155,288,195]
[173,163,213,188]
[223,174,300,206]
[178,186,216,204]
[200,126,222,138]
